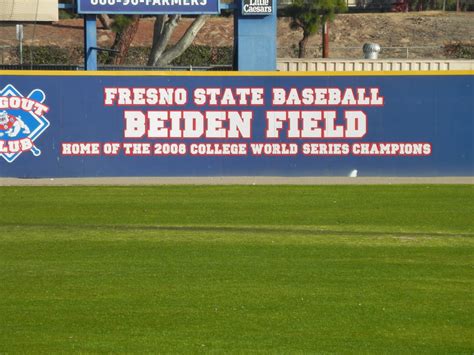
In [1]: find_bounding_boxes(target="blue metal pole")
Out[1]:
[84,15,97,71]
[233,0,277,71]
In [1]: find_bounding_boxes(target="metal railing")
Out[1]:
[276,59,474,72]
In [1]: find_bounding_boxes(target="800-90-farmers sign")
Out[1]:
[76,0,220,14]
[0,72,472,177]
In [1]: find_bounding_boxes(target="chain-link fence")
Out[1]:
[0,44,455,67]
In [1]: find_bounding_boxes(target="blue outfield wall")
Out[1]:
[0,71,472,177]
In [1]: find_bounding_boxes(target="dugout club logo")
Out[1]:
[0,84,50,163]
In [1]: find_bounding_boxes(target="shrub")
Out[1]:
[443,42,474,59]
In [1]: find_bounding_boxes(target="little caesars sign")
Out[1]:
[242,0,273,15]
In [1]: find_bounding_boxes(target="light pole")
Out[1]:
[16,24,23,65]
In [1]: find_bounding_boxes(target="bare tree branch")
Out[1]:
[98,14,112,30]
[147,15,208,67]
[154,15,209,67]
[147,15,181,66]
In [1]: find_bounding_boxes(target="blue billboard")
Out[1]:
[77,0,220,14]
[0,71,472,177]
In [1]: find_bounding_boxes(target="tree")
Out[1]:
[104,14,208,67]
[287,0,346,58]
[147,15,209,67]
[106,15,141,65]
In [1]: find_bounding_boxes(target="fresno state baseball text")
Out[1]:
[60,86,432,157]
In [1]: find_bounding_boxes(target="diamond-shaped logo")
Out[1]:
[0,85,50,163]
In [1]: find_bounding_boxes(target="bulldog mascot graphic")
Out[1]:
[0,110,31,138]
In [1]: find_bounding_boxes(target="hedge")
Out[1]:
[4,45,233,67]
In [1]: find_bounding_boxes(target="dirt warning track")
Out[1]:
[0,176,472,186]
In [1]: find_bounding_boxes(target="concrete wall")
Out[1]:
[277,59,474,72]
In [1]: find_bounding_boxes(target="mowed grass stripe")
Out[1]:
[0,185,473,352]
[1,224,473,240]
[0,185,473,232]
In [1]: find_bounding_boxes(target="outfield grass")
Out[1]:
[0,185,473,353]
